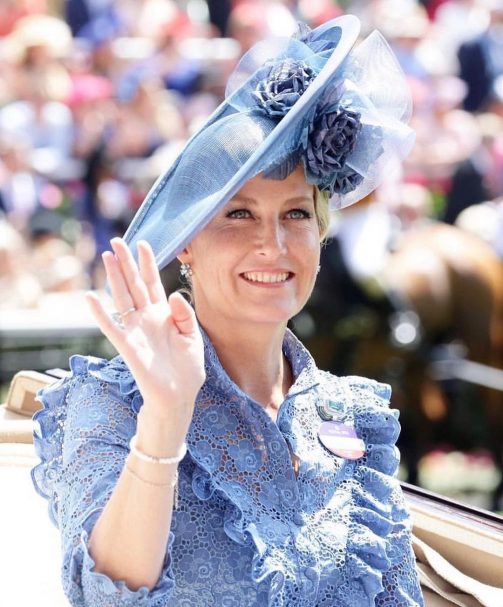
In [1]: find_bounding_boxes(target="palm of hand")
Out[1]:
[86,238,205,427]
[124,300,205,407]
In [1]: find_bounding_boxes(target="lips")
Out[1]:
[241,271,292,284]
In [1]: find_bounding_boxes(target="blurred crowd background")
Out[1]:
[1,0,502,508]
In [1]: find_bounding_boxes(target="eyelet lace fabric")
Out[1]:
[32,329,424,606]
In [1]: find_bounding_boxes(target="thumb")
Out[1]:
[168,292,197,336]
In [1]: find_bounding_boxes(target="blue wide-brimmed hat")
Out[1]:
[124,15,414,271]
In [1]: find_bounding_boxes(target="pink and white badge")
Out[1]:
[318,421,365,460]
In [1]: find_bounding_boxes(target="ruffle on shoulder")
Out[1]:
[81,354,142,412]
[31,354,141,526]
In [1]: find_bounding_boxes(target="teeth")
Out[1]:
[243,271,290,283]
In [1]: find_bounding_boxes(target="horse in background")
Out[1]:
[296,221,503,508]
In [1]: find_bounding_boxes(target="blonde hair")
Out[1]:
[314,187,330,240]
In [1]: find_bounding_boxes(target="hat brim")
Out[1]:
[123,15,361,270]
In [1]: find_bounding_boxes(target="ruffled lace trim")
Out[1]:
[344,376,403,601]
[75,525,175,605]
[187,430,291,601]
[31,354,139,526]
[188,460,289,603]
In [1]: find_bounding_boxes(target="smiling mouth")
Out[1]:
[241,271,293,284]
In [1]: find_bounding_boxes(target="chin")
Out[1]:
[237,302,301,326]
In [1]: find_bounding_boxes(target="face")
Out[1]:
[179,166,321,329]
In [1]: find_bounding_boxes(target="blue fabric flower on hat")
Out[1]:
[251,26,384,197]
[261,81,364,195]
[253,58,316,117]
[301,92,363,196]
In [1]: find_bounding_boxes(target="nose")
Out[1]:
[255,217,287,257]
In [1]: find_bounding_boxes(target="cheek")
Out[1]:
[189,238,236,291]
[195,226,244,252]
[294,230,320,263]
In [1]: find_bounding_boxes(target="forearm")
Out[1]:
[88,407,186,591]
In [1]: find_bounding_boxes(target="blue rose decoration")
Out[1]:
[325,164,364,197]
[253,47,368,197]
[253,58,316,117]
[302,101,363,196]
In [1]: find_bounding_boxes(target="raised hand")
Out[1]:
[86,238,205,441]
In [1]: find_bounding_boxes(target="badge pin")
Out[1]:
[318,421,365,460]
[316,399,346,422]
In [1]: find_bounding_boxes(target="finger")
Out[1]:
[86,291,125,347]
[137,240,167,305]
[168,292,197,336]
[110,238,149,308]
[102,251,136,316]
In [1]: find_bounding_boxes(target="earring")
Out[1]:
[180,262,193,278]
[316,264,321,275]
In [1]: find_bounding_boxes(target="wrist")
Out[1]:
[135,406,189,458]
[129,435,186,465]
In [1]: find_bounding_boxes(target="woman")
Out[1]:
[32,15,423,606]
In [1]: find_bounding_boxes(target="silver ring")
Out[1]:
[111,306,136,329]
[120,306,136,319]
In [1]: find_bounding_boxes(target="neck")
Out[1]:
[199,316,292,411]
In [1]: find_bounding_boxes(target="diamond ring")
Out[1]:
[111,306,136,329]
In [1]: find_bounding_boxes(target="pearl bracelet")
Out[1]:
[129,435,187,465]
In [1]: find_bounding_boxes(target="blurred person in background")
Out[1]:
[0,134,44,231]
[64,0,116,38]
[458,0,503,111]
[434,0,492,65]
[27,208,89,294]
[66,72,115,160]
[441,108,500,224]
[454,110,503,257]
[0,15,74,183]
[206,0,231,36]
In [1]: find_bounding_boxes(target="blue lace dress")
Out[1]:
[32,329,424,606]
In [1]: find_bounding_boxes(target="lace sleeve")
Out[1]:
[31,355,176,607]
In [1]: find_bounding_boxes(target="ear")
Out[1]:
[177,247,192,265]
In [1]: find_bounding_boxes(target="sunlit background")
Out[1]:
[1,0,502,512]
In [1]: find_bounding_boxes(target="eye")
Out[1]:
[226,208,251,219]
[287,208,312,219]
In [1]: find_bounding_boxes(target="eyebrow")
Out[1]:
[229,195,314,205]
